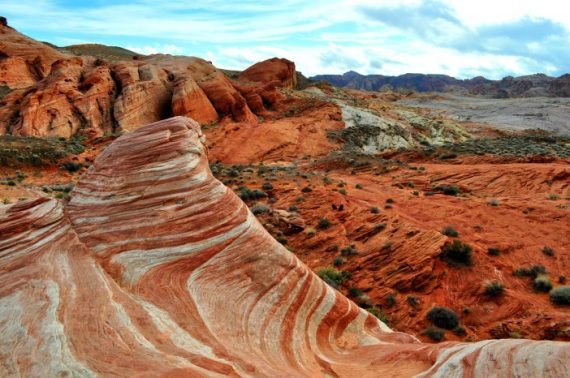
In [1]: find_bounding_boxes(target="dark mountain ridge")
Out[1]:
[311,71,570,98]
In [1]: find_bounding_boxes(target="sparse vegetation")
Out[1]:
[251,204,270,215]
[288,205,298,212]
[541,246,554,256]
[426,306,459,329]
[317,218,331,229]
[433,184,460,196]
[317,268,351,289]
[550,286,570,305]
[262,182,273,190]
[422,327,445,342]
[533,275,553,292]
[441,240,473,267]
[441,226,459,237]
[484,281,505,297]
[487,247,500,256]
[370,206,380,214]
[513,264,546,278]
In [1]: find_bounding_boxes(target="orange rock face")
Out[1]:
[238,57,297,89]
[1,116,568,376]
[0,24,297,138]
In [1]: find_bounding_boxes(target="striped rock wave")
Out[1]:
[1,116,569,377]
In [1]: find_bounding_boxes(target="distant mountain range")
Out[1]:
[310,71,570,98]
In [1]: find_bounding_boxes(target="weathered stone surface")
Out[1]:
[238,57,297,89]
[1,116,568,377]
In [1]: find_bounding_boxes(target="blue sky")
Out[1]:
[1,0,569,79]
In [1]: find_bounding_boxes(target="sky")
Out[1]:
[1,0,570,79]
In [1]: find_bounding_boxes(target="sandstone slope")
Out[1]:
[1,116,569,377]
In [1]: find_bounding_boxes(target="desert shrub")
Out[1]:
[559,276,567,284]
[276,236,288,245]
[370,207,380,214]
[407,295,420,308]
[442,226,459,237]
[340,245,358,257]
[533,275,553,292]
[301,186,312,193]
[317,218,331,229]
[487,247,500,256]
[433,184,460,196]
[385,198,394,203]
[550,286,570,305]
[238,187,267,200]
[367,307,389,323]
[323,176,332,185]
[63,161,82,173]
[339,188,347,195]
[542,246,554,256]
[386,295,397,307]
[513,265,546,278]
[422,327,445,342]
[288,205,298,212]
[484,281,505,297]
[251,204,269,215]
[426,306,459,329]
[441,240,473,267]
[333,257,345,266]
[355,183,363,189]
[226,168,239,177]
[384,204,393,209]
[262,182,273,190]
[453,325,466,336]
[348,287,363,297]
[318,268,351,289]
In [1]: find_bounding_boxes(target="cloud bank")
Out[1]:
[1,0,569,78]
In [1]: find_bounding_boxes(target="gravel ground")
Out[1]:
[400,95,570,135]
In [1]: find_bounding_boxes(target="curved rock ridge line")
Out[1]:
[1,116,568,377]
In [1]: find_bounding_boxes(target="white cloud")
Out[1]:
[127,44,184,55]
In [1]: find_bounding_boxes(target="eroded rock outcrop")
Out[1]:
[1,116,568,377]
[0,24,293,138]
[238,57,297,89]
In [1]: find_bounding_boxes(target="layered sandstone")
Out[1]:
[238,57,297,89]
[1,116,568,377]
[0,23,289,138]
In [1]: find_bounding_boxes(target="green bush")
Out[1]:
[317,218,331,229]
[367,307,389,323]
[422,327,445,342]
[385,198,394,203]
[288,205,298,212]
[333,257,344,266]
[550,286,570,305]
[301,186,312,193]
[434,185,460,196]
[386,295,397,307]
[513,265,546,278]
[487,247,500,256]
[407,295,420,308]
[348,287,363,297]
[484,281,505,297]
[441,240,473,267]
[453,325,466,336]
[251,205,269,215]
[442,226,459,237]
[355,183,363,189]
[262,182,273,190]
[533,275,553,292]
[426,306,459,329]
[542,246,554,256]
[370,207,380,214]
[318,268,351,289]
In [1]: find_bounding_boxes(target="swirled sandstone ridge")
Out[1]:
[1,116,568,377]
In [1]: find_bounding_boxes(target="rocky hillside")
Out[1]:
[1,116,568,377]
[0,19,294,139]
[311,71,570,98]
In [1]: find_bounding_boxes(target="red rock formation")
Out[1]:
[1,116,568,376]
[238,57,297,89]
[1,26,283,137]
